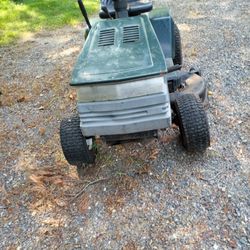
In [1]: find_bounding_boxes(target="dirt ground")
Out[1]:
[0,0,249,249]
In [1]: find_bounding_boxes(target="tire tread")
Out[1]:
[175,94,210,152]
[60,116,95,166]
[173,23,183,66]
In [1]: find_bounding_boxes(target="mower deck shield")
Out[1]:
[71,15,166,85]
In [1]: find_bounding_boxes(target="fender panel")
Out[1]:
[149,8,175,59]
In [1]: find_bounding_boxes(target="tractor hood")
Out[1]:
[71,15,167,85]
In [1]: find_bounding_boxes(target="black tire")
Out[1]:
[60,115,96,166]
[174,94,210,152]
[173,23,183,66]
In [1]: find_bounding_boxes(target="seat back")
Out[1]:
[99,0,153,19]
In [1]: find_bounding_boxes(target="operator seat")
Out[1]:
[99,0,153,19]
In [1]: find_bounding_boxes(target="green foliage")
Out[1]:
[0,0,99,45]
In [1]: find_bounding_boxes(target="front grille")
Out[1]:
[81,102,168,126]
[78,93,171,136]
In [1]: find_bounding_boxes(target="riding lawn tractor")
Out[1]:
[60,0,210,173]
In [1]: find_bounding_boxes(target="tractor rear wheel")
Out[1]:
[173,23,183,66]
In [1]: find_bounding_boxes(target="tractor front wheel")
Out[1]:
[60,115,96,166]
[174,94,210,152]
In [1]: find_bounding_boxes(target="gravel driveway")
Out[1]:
[0,0,249,249]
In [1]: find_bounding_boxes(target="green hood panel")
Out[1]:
[71,15,166,85]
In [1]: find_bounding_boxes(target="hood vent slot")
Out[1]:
[123,25,140,43]
[98,28,115,47]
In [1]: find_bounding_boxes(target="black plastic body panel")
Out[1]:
[149,10,175,59]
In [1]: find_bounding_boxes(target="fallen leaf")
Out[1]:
[42,218,61,227]
[17,96,26,103]
[7,207,14,213]
[29,174,44,186]
[39,127,46,136]
[78,195,90,213]
[208,91,213,96]
[52,178,64,186]
[135,165,151,175]
[59,104,66,110]
[172,124,179,130]
[190,48,197,57]
[160,135,176,143]
[228,239,237,248]
[68,91,76,101]
[38,106,44,110]
[149,149,160,160]
[28,122,36,128]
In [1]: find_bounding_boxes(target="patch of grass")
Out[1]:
[0,0,99,45]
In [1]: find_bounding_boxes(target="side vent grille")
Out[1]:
[98,28,115,47]
[123,25,140,43]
